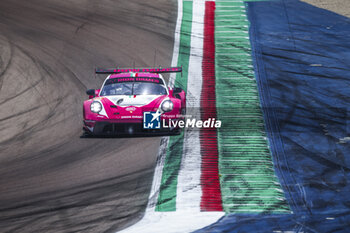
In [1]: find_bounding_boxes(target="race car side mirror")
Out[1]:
[173,87,183,94]
[86,89,95,98]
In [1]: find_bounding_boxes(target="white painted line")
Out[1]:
[168,0,183,88]
[119,211,224,233]
[176,0,204,211]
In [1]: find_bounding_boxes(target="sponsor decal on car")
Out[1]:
[125,107,136,113]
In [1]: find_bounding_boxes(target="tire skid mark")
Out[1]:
[0,169,154,233]
[0,1,176,232]
[0,36,13,92]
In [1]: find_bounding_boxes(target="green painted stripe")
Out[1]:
[215,1,290,213]
[155,0,192,212]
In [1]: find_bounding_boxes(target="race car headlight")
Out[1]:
[161,100,173,112]
[90,101,102,113]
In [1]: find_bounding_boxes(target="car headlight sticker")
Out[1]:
[90,101,102,113]
[161,100,174,112]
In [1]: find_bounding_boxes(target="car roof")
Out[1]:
[109,72,160,79]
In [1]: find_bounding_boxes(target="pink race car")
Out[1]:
[83,67,186,136]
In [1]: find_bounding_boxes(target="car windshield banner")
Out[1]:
[105,77,164,85]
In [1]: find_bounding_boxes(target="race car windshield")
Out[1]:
[100,82,167,96]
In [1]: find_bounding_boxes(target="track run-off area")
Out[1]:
[122,0,291,232]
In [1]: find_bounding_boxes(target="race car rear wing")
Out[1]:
[95,67,182,74]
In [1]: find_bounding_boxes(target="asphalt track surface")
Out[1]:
[0,0,176,232]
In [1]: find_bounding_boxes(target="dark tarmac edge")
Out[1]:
[302,0,350,18]
[0,0,177,232]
